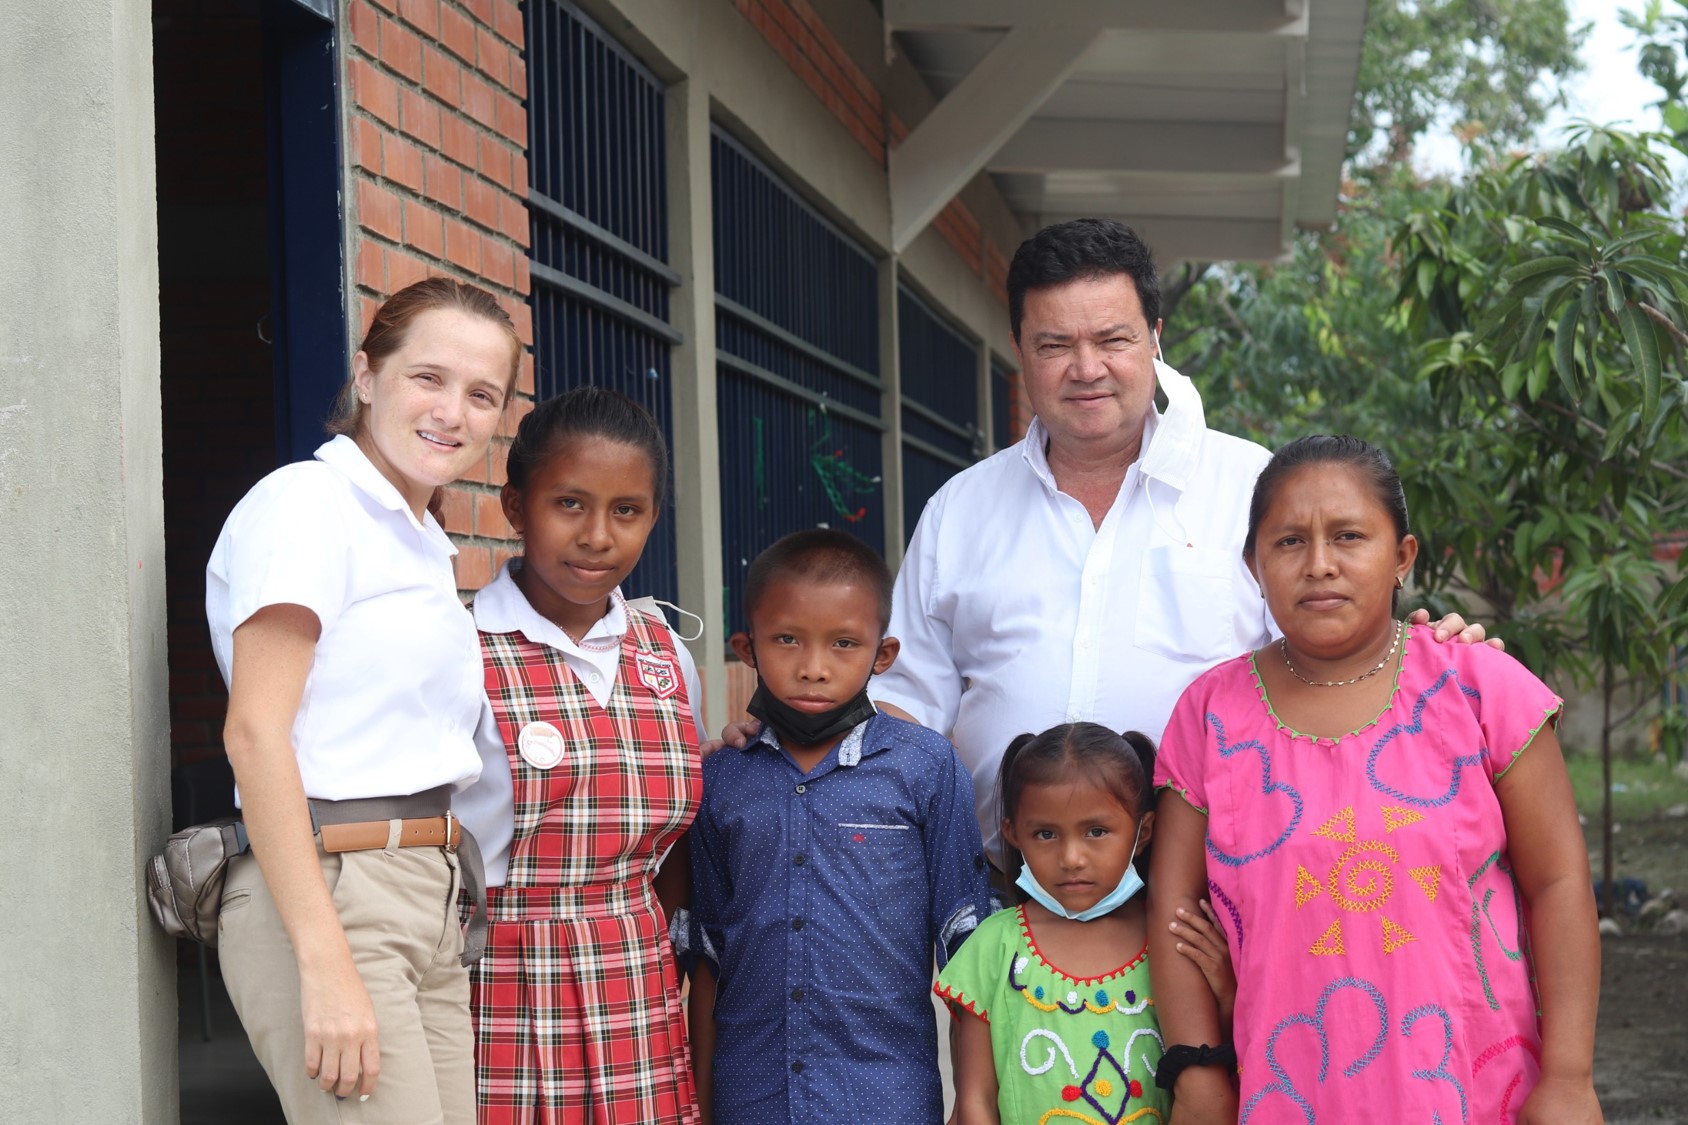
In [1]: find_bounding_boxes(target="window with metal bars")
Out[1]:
[712,128,883,635]
[525,0,679,603]
[992,355,1016,452]
[897,284,979,545]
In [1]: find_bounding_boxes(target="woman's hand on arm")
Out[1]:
[1170,899,1236,1036]
[226,604,380,1100]
[1148,794,1238,1125]
[950,1005,1001,1125]
[1494,723,1604,1124]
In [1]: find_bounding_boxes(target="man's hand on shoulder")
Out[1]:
[1408,607,1504,651]
[705,720,760,758]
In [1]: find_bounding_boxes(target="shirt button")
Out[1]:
[792,917,804,931]
[792,1060,805,1074]
[791,987,804,1002]
[795,783,806,794]
[793,854,806,866]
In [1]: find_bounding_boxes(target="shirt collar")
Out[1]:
[472,559,628,653]
[315,434,449,541]
[749,711,887,768]
[1019,358,1207,494]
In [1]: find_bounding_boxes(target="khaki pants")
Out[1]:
[219,841,474,1125]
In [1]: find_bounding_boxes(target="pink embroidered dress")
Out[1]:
[1155,625,1562,1124]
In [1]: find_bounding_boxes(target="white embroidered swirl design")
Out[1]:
[1020,1029,1080,1079]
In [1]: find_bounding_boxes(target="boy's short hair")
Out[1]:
[744,530,894,632]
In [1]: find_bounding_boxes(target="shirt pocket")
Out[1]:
[1134,545,1239,664]
[835,820,926,930]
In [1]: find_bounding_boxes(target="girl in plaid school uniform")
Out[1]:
[454,387,705,1124]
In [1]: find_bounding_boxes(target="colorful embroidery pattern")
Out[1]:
[1204,714,1303,868]
[935,908,1169,1125]
[1244,976,1389,1124]
[1295,805,1436,960]
[1156,626,1559,1122]
[1365,670,1488,809]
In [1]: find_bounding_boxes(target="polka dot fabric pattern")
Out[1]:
[1155,626,1563,1123]
[688,714,996,1123]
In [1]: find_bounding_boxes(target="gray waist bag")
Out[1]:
[145,818,250,946]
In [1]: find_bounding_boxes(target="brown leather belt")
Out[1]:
[318,814,461,854]
[308,786,487,967]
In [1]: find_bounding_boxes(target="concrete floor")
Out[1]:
[176,948,285,1124]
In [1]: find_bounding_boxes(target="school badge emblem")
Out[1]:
[517,721,566,770]
[635,652,680,699]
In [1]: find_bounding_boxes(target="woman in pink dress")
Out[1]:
[1149,435,1602,1124]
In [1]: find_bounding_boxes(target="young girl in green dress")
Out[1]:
[937,723,1232,1124]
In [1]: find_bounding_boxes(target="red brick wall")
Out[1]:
[344,0,534,592]
[732,0,1012,307]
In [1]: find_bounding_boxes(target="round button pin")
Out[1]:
[517,721,566,770]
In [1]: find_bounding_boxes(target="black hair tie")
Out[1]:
[1154,1043,1237,1090]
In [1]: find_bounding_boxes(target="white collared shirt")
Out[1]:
[206,436,485,803]
[873,364,1275,857]
[454,560,706,886]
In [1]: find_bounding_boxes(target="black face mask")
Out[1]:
[746,676,877,748]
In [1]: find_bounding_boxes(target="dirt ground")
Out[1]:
[1590,808,1688,1124]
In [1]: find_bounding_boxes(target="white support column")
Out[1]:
[0,0,174,1119]
[888,21,1096,253]
[666,78,727,733]
[878,256,906,569]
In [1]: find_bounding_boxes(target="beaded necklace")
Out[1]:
[1280,620,1403,688]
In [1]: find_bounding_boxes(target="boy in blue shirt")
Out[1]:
[684,529,996,1123]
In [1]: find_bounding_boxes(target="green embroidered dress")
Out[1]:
[935,905,1169,1124]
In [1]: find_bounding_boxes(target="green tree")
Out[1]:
[1389,123,1688,914]
[1352,0,1583,164]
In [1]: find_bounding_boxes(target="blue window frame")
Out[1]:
[897,284,978,545]
[712,128,883,634]
[525,0,680,603]
[991,355,1015,452]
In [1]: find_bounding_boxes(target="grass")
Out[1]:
[1564,751,1688,823]
[1566,751,1688,902]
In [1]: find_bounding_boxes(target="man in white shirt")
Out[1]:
[869,218,1480,861]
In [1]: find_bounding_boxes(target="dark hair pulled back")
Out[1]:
[1243,434,1410,612]
[997,722,1157,884]
[505,386,670,507]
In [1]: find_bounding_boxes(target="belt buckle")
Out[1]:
[443,810,460,853]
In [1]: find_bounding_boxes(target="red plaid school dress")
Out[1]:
[471,607,703,1124]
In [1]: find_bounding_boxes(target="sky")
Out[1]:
[1418,0,1675,176]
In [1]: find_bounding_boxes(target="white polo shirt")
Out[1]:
[454,561,706,885]
[206,436,484,803]
[873,363,1275,857]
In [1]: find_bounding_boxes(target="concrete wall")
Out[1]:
[0,0,175,1120]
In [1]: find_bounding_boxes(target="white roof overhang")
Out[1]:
[886,0,1367,262]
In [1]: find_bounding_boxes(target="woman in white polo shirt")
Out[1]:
[206,278,520,1124]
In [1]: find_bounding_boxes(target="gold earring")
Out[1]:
[1395,575,1405,589]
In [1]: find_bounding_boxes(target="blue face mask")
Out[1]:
[1014,817,1146,922]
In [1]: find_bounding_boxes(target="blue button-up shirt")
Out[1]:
[685,712,996,1123]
